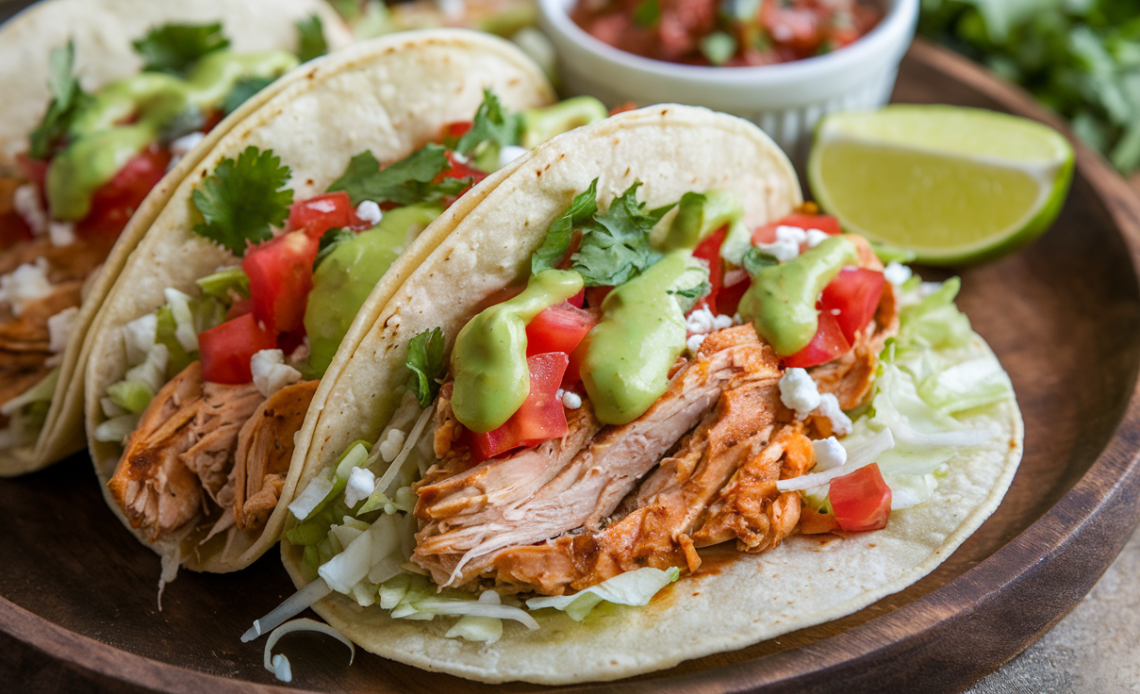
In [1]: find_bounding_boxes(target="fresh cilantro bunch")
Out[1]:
[192,146,294,255]
[328,145,470,207]
[405,327,447,407]
[919,0,1140,174]
[132,23,230,76]
[456,89,522,161]
[28,41,89,160]
[532,179,675,286]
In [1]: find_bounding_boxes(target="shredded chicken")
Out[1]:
[232,379,318,530]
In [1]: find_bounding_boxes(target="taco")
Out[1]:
[85,30,620,577]
[0,0,353,477]
[265,104,1023,683]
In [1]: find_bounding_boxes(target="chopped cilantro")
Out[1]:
[743,246,779,276]
[314,227,355,271]
[295,14,329,63]
[221,76,276,115]
[633,0,660,27]
[531,179,598,275]
[668,280,711,314]
[192,146,293,255]
[28,41,89,160]
[456,88,522,158]
[131,22,230,76]
[327,145,470,207]
[571,182,674,287]
[405,327,447,408]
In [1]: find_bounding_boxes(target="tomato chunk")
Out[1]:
[584,286,612,310]
[820,267,885,345]
[435,151,488,201]
[469,353,570,461]
[242,230,319,336]
[718,274,751,317]
[199,313,277,384]
[526,303,597,357]
[784,307,850,368]
[692,227,725,314]
[77,147,172,240]
[288,191,364,238]
[829,463,892,532]
[752,213,842,246]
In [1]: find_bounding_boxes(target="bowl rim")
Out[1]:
[537,0,919,86]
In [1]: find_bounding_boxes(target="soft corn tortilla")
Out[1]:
[280,105,1024,683]
[0,0,355,477]
[84,30,555,572]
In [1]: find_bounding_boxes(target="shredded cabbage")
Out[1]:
[263,618,354,683]
[446,591,506,644]
[526,566,680,621]
[163,288,199,353]
[243,578,333,643]
[122,313,158,366]
[93,414,140,444]
[318,513,401,594]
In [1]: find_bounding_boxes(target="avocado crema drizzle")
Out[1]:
[449,185,860,430]
[46,49,299,222]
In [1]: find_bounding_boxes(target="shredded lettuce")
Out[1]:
[93,413,140,444]
[0,368,60,448]
[526,566,680,621]
[107,380,156,415]
[896,277,973,351]
[122,313,157,366]
[446,591,506,644]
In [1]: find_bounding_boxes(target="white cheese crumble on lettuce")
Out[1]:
[0,258,52,316]
[251,349,302,398]
[355,200,382,225]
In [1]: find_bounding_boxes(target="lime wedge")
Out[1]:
[807,106,1074,265]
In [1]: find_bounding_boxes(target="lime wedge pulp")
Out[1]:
[807,106,1074,265]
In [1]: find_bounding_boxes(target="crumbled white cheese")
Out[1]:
[0,258,52,316]
[378,428,406,463]
[250,349,303,398]
[343,466,377,507]
[47,306,79,353]
[779,368,821,419]
[883,261,912,286]
[48,220,75,247]
[122,313,158,366]
[814,392,852,436]
[13,184,47,236]
[170,131,205,158]
[356,200,382,226]
[756,225,808,262]
[562,390,582,409]
[805,229,830,248]
[812,437,848,471]
[686,333,706,355]
[685,308,736,337]
[450,151,469,164]
[498,145,529,169]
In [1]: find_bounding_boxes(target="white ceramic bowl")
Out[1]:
[537,0,918,158]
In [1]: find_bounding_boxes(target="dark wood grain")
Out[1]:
[4,38,1140,694]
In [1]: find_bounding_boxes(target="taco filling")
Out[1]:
[97,90,607,549]
[0,19,332,451]
[273,178,1013,638]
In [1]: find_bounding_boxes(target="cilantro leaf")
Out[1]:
[327,144,468,207]
[743,246,779,276]
[633,0,660,27]
[132,23,229,76]
[456,88,522,157]
[668,280,711,314]
[295,15,329,63]
[192,146,293,255]
[405,327,447,408]
[313,227,354,271]
[221,76,276,115]
[571,182,674,287]
[531,178,598,275]
[28,41,89,160]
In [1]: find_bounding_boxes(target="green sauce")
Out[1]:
[738,235,859,356]
[519,97,608,149]
[581,251,708,425]
[48,50,298,221]
[658,190,743,252]
[451,269,583,432]
[305,204,443,376]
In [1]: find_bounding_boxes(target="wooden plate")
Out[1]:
[4,38,1140,693]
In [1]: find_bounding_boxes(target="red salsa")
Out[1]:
[571,0,885,67]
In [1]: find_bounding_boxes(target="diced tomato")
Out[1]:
[584,286,612,310]
[783,307,850,368]
[225,298,254,321]
[829,463,892,532]
[199,313,278,384]
[201,109,226,133]
[468,353,570,461]
[752,213,842,246]
[288,191,364,238]
[692,227,725,314]
[760,0,825,57]
[16,155,49,192]
[567,287,585,308]
[820,267,885,345]
[526,302,597,357]
[76,147,172,240]
[436,152,489,193]
[718,274,751,317]
[278,329,307,356]
[565,338,587,386]
[443,121,472,143]
[242,230,319,336]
